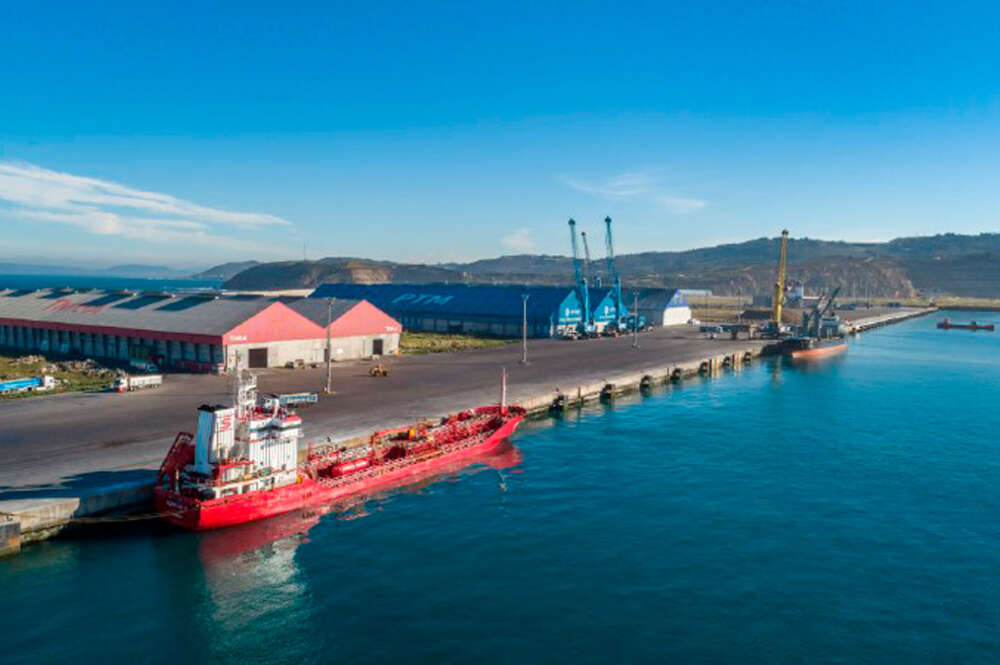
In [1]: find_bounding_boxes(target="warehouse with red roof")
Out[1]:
[0,287,401,371]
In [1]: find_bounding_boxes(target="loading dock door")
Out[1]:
[248,347,269,368]
[372,339,384,356]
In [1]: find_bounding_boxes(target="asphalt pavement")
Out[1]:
[0,325,759,495]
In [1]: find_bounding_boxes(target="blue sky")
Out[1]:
[1,1,999,267]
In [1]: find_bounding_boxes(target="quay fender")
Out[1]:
[600,383,615,401]
[639,375,654,391]
[670,368,683,382]
[0,517,21,557]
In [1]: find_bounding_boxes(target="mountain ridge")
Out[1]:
[215,232,1000,298]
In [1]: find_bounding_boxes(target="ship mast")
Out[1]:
[233,368,257,422]
[499,367,508,415]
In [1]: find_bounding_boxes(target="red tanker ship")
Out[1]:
[154,370,524,530]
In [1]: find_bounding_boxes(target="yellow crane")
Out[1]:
[773,229,789,328]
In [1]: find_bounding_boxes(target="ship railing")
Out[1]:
[307,409,519,479]
[157,432,194,488]
[314,431,493,489]
[309,416,492,464]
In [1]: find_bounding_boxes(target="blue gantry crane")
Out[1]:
[603,216,625,331]
[568,218,593,338]
[602,216,645,334]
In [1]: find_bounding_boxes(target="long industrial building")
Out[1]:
[310,283,691,337]
[0,287,401,371]
[312,283,584,337]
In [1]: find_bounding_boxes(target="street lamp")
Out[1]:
[520,294,530,364]
[325,297,335,394]
[632,289,639,348]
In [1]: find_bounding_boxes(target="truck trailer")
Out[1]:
[113,374,164,393]
[0,375,57,395]
[260,392,319,410]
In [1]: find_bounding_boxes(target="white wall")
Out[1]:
[662,306,693,326]
[226,333,400,369]
[640,306,693,326]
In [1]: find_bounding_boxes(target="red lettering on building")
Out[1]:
[45,298,105,314]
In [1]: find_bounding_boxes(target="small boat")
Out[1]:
[937,318,995,331]
[783,337,848,360]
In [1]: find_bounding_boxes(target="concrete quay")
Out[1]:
[843,306,936,333]
[0,308,933,555]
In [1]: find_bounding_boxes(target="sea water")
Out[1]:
[1,311,998,664]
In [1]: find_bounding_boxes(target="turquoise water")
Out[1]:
[0,274,221,291]
[2,311,999,664]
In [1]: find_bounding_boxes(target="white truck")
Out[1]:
[113,374,163,393]
[259,392,319,410]
[129,359,158,373]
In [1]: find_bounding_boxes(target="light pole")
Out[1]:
[632,289,639,348]
[325,297,335,394]
[520,294,530,364]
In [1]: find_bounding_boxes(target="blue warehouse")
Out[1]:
[310,284,591,338]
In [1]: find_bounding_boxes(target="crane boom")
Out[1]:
[581,231,591,284]
[568,219,591,331]
[569,218,582,285]
[804,285,842,337]
[604,216,616,276]
[820,286,841,317]
[773,229,789,327]
[604,216,624,324]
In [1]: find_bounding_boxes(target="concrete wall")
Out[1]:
[226,332,400,368]
[0,323,401,372]
[662,306,693,326]
[398,315,549,338]
[639,306,693,327]
[0,517,20,557]
[0,325,223,371]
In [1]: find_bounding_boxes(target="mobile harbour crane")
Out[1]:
[566,219,596,339]
[602,216,646,335]
[760,229,790,338]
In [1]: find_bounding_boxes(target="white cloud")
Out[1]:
[655,196,706,214]
[501,227,538,253]
[563,170,706,215]
[0,161,291,246]
[563,172,656,199]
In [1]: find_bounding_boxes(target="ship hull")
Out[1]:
[788,342,848,360]
[937,322,995,331]
[155,414,523,531]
